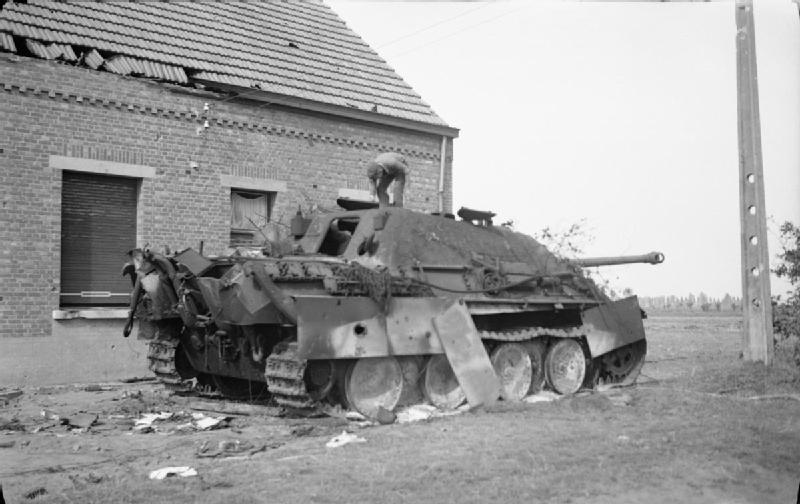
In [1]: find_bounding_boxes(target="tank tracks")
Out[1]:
[264,341,315,409]
[146,339,188,389]
[147,339,219,395]
[261,330,647,411]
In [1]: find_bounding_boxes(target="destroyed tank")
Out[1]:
[123,203,664,417]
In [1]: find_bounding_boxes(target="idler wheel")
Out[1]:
[422,354,466,410]
[522,340,547,394]
[490,343,532,402]
[345,357,404,419]
[545,338,589,395]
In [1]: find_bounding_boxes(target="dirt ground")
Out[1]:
[1,313,799,504]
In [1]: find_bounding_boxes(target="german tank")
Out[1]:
[123,202,664,417]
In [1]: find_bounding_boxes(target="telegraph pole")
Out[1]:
[735,0,773,364]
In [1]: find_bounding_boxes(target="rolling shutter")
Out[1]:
[60,171,138,307]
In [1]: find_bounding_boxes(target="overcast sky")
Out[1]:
[328,0,800,299]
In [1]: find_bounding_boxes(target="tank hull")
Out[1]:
[125,206,657,415]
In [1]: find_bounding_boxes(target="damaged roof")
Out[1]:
[0,0,456,135]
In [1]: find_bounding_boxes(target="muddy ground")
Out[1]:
[1,313,799,504]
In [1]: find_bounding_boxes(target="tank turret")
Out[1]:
[573,251,665,268]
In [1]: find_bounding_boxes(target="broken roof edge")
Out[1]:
[197,80,459,139]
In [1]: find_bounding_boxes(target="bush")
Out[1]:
[773,296,800,340]
[772,222,800,364]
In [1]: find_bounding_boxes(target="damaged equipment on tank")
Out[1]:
[123,203,664,418]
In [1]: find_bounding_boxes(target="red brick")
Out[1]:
[0,56,454,337]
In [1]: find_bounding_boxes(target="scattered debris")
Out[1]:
[134,412,174,432]
[0,417,25,432]
[396,404,437,423]
[120,376,157,383]
[196,439,270,459]
[106,414,134,428]
[325,430,366,448]
[192,412,230,431]
[149,466,198,480]
[345,411,367,422]
[595,382,634,393]
[394,403,470,423]
[133,411,229,433]
[191,401,279,417]
[40,410,60,422]
[84,384,115,392]
[0,390,23,406]
[66,413,98,430]
[23,487,47,500]
[523,391,560,404]
[120,390,143,400]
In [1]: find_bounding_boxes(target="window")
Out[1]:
[60,171,138,307]
[230,189,275,247]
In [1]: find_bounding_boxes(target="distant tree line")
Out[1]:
[637,293,742,312]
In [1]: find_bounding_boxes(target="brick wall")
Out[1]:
[0,55,454,337]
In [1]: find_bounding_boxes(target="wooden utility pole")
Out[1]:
[735,0,773,364]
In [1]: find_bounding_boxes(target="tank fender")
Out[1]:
[581,296,646,357]
[295,296,452,359]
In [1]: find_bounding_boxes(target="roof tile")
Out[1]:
[0,1,449,127]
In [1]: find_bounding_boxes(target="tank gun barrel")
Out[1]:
[573,251,665,268]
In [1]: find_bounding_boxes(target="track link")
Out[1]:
[147,339,190,390]
[265,341,315,409]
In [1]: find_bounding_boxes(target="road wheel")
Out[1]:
[490,343,532,402]
[422,354,466,410]
[545,338,589,395]
[522,340,547,394]
[345,357,403,419]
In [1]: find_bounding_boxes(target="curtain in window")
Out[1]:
[231,191,268,230]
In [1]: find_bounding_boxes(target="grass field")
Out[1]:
[1,313,799,504]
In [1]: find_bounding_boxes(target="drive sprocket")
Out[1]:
[597,339,647,387]
[265,341,315,409]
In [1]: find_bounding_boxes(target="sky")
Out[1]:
[328,0,800,299]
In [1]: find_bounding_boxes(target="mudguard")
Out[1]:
[581,296,646,357]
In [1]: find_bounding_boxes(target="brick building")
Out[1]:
[0,1,457,384]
